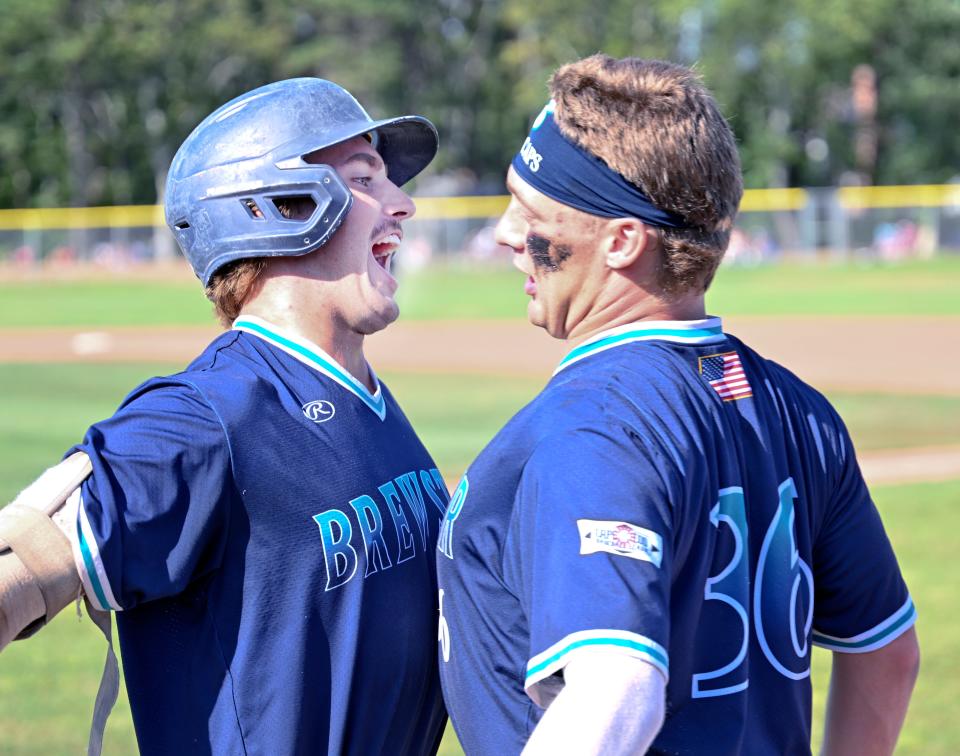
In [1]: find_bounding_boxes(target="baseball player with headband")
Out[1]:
[436,55,919,755]
[0,78,450,755]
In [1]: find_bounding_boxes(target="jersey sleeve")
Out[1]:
[505,425,674,707]
[68,380,234,612]
[810,421,915,653]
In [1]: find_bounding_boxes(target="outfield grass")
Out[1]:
[1,256,958,327]
[0,363,957,754]
[399,256,960,320]
[0,279,212,328]
[705,256,960,317]
[824,393,960,451]
[807,480,960,756]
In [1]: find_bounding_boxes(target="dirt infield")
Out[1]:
[1,316,958,485]
[1,315,957,394]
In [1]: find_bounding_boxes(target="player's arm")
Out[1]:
[820,626,919,756]
[3,379,231,650]
[812,407,919,755]
[0,453,91,651]
[522,648,665,756]
[510,423,675,753]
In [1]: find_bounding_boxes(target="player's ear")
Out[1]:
[600,218,652,270]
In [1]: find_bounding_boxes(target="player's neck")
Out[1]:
[239,299,375,393]
[565,288,707,347]
[325,327,375,393]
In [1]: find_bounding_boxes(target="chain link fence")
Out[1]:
[1,186,958,273]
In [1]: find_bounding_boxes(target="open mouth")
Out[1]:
[371,233,401,272]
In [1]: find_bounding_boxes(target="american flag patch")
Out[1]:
[699,351,753,401]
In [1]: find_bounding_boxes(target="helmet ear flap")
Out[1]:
[168,163,354,287]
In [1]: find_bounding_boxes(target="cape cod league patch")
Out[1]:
[576,519,663,567]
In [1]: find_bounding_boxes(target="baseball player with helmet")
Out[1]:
[436,55,919,755]
[0,78,449,755]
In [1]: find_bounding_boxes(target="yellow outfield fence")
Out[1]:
[837,184,960,210]
[0,185,958,264]
[2,185,960,228]
[0,205,163,231]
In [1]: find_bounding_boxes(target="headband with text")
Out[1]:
[510,101,690,229]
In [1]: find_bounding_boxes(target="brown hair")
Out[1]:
[549,55,743,293]
[205,258,267,327]
[203,196,318,326]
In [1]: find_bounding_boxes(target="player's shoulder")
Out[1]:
[535,339,693,421]
[729,334,841,418]
[468,373,599,473]
[727,333,852,457]
[109,330,254,422]
[178,328,266,386]
[76,345,233,469]
[471,340,707,485]
[522,366,616,433]
[516,351,673,450]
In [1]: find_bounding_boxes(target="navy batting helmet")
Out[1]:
[164,78,438,286]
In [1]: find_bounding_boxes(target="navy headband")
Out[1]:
[511,101,689,229]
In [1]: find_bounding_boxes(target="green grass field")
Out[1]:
[1,258,958,753]
[399,256,960,319]
[1,256,959,327]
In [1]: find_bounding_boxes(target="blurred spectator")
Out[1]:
[723,226,780,266]
[465,223,511,263]
[873,220,918,260]
[46,245,76,266]
[11,245,37,267]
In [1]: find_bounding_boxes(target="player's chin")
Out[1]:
[526,300,549,331]
[357,296,400,334]
[381,299,400,326]
[528,301,568,339]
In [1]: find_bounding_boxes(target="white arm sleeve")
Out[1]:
[522,648,666,756]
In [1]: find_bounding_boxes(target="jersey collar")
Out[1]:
[554,317,726,375]
[233,315,386,421]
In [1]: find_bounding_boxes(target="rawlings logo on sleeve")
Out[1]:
[576,519,663,567]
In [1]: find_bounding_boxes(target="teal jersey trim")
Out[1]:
[526,630,669,688]
[234,317,386,420]
[555,318,726,375]
[76,517,111,611]
[812,596,917,653]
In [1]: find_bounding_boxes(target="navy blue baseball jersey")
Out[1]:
[436,318,914,755]
[67,316,448,756]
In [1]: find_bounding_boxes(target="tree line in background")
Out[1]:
[0,0,957,209]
